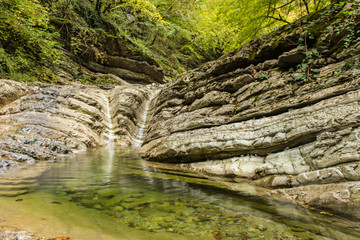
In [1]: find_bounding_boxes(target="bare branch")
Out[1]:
[267,15,291,24]
[302,0,310,14]
[276,0,297,10]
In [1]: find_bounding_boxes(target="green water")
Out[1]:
[1,148,360,240]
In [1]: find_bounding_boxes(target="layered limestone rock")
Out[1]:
[0,80,36,108]
[139,3,360,219]
[54,26,165,84]
[0,78,156,173]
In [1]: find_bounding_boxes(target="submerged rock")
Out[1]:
[0,230,37,240]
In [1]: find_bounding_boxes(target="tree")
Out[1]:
[0,0,61,80]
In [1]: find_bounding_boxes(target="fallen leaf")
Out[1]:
[320,211,333,216]
[302,205,315,210]
[54,237,70,240]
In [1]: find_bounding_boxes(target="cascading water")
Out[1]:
[105,96,115,148]
[104,96,115,182]
[133,90,160,148]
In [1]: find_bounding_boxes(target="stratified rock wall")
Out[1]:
[72,32,165,84]
[0,79,155,173]
[139,3,360,219]
[110,85,158,147]
[0,80,36,108]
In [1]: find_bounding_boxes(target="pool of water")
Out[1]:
[0,148,360,239]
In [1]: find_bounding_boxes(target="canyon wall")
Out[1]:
[139,3,360,219]
[0,1,360,222]
[0,78,157,173]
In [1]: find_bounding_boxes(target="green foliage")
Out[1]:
[293,50,320,84]
[0,0,61,81]
[2,0,355,82]
[149,0,333,62]
[255,73,270,81]
[287,1,360,85]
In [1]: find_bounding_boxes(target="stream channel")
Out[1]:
[0,147,360,239]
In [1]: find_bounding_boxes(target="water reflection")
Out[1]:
[27,148,360,239]
[104,147,114,184]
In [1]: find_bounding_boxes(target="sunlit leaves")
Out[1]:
[0,0,61,79]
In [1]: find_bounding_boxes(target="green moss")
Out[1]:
[271,36,285,50]
[307,22,327,36]
[329,44,344,55]
[248,94,260,100]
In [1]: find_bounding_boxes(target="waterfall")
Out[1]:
[104,96,115,183]
[105,96,115,149]
[133,90,159,147]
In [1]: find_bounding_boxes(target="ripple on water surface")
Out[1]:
[1,148,360,240]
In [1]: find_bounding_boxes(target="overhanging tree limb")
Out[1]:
[302,0,310,14]
[276,0,297,10]
[267,15,291,24]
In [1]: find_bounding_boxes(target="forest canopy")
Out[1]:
[0,0,342,81]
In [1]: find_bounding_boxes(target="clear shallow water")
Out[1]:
[1,148,360,240]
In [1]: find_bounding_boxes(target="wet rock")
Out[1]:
[96,188,121,199]
[272,181,360,220]
[101,195,124,208]
[0,159,17,174]
[0,230,36,240]
[121,198,154,209]
[78,198,102,208]
[99,85,115,90]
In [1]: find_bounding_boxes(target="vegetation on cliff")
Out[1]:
[0,0,61,82]
[0,0,355,83]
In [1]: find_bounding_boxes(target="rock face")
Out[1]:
[0,80,35,108]
[0,78,157,173]
[139,3,360,220]
[56,27,165,84]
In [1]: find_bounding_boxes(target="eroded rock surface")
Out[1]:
[0,80,36,108]
[139,3,360,219]
[62,29,165,84]
[0,78,156,172]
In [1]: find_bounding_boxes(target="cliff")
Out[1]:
[139,2,360,220]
